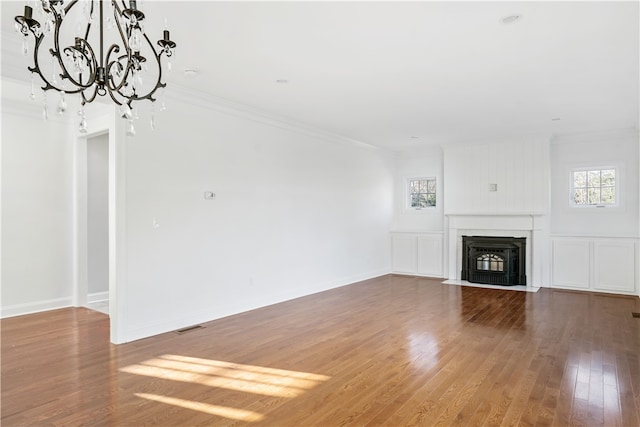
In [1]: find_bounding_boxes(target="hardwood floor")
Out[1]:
[2,275,640,426]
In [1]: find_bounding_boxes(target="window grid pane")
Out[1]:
[573,171,587,187]
[587,170,601,187]
[571,169,616,206]
[409,178,436,208]
[601,187,615,204]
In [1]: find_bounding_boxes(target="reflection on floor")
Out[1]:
[3,276,639,426]
[86,300,109,315]
[442,279,540,292]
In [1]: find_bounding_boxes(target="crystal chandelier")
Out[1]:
[14,0,177,135]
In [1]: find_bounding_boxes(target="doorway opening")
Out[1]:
[85,133,110,314]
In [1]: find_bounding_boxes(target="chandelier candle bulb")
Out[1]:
[23,5,32,21]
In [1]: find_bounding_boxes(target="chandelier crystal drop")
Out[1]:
[15,0,177,134]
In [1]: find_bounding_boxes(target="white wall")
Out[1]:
[443,138,550,215]
[393,146,444,231]
[548,129,639,296]
[390,146,444,278]
[1,90,74,316]
[116,96,395,342]
[86,133,109,296]
[550,129,639,237]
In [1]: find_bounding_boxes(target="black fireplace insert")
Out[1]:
[461,236,526,286]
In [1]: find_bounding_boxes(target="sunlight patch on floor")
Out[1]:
[161,354,330,381]
[121,354,331,421]
[135,393,264,422]
[121,354,329,397]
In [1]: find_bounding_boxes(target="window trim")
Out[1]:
[569,166,619,208]
[405,176,437,211]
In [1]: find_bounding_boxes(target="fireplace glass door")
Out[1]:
[476,254,504,272]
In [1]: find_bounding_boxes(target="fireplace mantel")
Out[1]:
[446,213,546,231]
[445,213,549,287]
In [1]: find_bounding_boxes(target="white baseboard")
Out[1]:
[87,291,109,303]
[1,297,73,319]
[116,269,391,343]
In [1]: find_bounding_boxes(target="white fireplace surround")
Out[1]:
[446,214,548,287]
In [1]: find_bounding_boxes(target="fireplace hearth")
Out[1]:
[461,236,526,286]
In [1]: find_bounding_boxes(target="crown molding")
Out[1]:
[165,82,384,152]
[551,127,639,145]
[2,72,385,152]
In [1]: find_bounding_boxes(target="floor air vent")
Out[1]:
[632,312,640,318]
[174,325,204,334]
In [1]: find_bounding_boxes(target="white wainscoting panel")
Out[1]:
[551,237,638,295]
[417,235,443,277]
[552,239,590,289]
[593,241,636,293]
[391,232,444,277]
[391,234,417,274]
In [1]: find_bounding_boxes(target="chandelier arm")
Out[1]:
[112,67,137,101]
[59,39,99,89]
[105,87,125,106]
[24,26,83,95]
[41,5,68,91]
[26,31,56,92]
[130,31,166,102]
[81,84,101,104]
[113,31,165,103]
[104,46,130,92]
[109,1,136,84]
[63,0,80,15]
[48,3,99,91]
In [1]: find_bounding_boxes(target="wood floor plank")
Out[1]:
[2,275,639,426]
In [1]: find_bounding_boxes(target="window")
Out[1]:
[408,177,436,209]
[571,168,616,206]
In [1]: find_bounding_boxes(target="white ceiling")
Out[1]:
[2,1,639,150]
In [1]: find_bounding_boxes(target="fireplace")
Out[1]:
[461,236,526,286]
